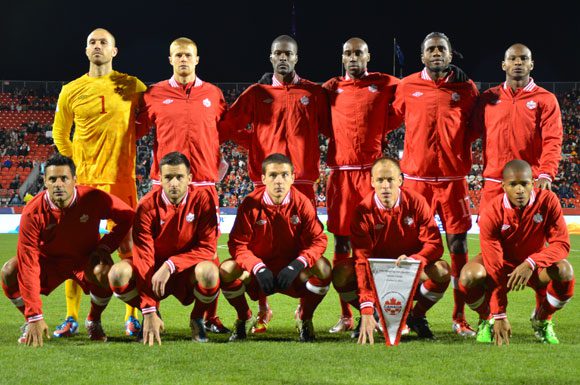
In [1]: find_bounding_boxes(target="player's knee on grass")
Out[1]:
[424,260,450,283]
[195,261,220,288]
[332,259,356,288]
[459,261,487,288]
[219,259,244,283]
[446,232,468,254]
[1,257,18,285]
[547,259,574,282]
[108,260,133,287]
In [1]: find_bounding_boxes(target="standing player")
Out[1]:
[136,37,229,334]
[391,32,479,336]
[1,154,134,346]
[52,28,146,337]
[350,158,450,343]
[458,160,574,345]
[473,43,563,209]
[322,37,401,333]
[219,154,331,342]
[219,35,330,333]
[108,152,220,344]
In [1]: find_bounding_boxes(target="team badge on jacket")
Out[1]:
[336,88,344,94]
[256,219,267,226]
[263,98,273,104]
[203,98,211,107]
[451,92,461,102]
[300,96,310,105]
[162,99,174,105]
[526,100,537,110]
[368,84,378,93]
[186,213,195,223]
[412,91,423,98]
[80,214,89,223]
[501,224,511,232]
[533,213,543,223]
[290,215,301,225]
[403,216,414,226]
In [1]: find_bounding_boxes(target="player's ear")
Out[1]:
[111,47,118,58]
[261,173,267,185]
[367,52,371,63]
[529,59,534,71]
[501,60,507,72]
[168,56,173,65]
[195,55,200,65]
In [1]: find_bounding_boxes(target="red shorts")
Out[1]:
[245,271,308,301]
[159,266,198,306]
[479,180,503,212]
[36,258,102,296]
[326,170,373,236]
[403,179,471,234]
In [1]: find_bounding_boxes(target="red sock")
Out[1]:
[412,279,449,318]
[534,286,547,316]
[458,280,489,319]
[204,296,219,320]
[87,286,112,322]
[536,278,575,320]
[221,279,251,321]
[191,283,219,319]
[110,281,140,308]
[450,252,468,320]
[258,294,269,312]
[2,280,24,315]
[299,275,331,320]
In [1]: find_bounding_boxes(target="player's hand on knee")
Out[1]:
[26,320,50,347]
[152,264,171,298]
[535,178,551,190]
[357,314,376,345]
[255,267,275,295]
[507,261,533,291]
[493,318,511,347]
[143,312,164,346]
[277,259,305,290]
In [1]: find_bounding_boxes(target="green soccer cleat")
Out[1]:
[475,319,493,343]
[531,318,559,345]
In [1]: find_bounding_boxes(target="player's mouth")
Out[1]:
[431,59,443,65]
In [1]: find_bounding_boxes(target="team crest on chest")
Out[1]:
[202,98,211,107]
[162,99,174,105]
[501,224,511,232]
[368,84,378,93]
[79,214,89,223]
[256,219,267,226]
[300,96,310,105]
[160,220,165,226]
[114,86,125,96]
[526,100,537,110]
[411,91,423,98]
[451,92,461,102]
[336,88,344,94]
[263,98,273,104]
[290,215,301,225]
[533,213,543,223]
[403,216,414,226]
[186,213,195,222]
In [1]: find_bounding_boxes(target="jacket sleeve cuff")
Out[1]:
[164,260,176,274]
[252,262,267,276]
[296,256,308,268]
[526,257,537,271]
[27,314,44,323]
[537,173,552,182]
[493,313,507,320]
[141,306,157,315]
[360,301,375,315]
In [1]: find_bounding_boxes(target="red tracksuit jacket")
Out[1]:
[228,186,327,275]
[323,72,401,168]
[479,189,570,317]
[472,80,563,182]
[131,185,218,310]
[138,76,227,183]
[392,68,479,179]
[350,188,444,314]
[219,78,330,185]
[17,186,134,320]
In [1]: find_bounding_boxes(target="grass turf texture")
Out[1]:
[0,233,578,385]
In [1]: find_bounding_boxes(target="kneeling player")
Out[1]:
[220,154,331,342]
[108,152,220,345]
[346,157,450,344]
[1,154,134,346]
[458,160,574,345]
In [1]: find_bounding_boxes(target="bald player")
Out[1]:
[52,28,146,337]
[322,38,401,334]
[219,34,330,333]
[472,44,563,210]
[136,37,229,334]
[458,160,574,345]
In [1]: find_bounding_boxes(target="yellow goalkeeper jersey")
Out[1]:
[53,70,147,185]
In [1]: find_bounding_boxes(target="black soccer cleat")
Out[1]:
[204,317,231,334]
[229,318,250,342]
[297,319,316,342]
[406,315,436,340]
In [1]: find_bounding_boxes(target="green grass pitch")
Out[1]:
[0,233,578,385]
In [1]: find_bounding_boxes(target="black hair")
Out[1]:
[262,153,294,174]
[160,151,191,170]
[271,35,298,52]
[46,153,76,176]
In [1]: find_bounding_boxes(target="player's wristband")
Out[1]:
[360,301,375,313]
[27,314,44,323]
[525,257,537,271]
[493,313,507,320]
[252,262,267,276]
[537,174,552,182]
[296,256,308,268]
[142,306,157,315]
[164,260,176,274]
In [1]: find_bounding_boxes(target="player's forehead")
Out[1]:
[503,169,533,183]
[170,43,197,56]
[505,45,531,59]
[423,37,449,51]
[265,162,292,174]
[372,162,399,177]
[271,41,297,54]
[45,165,73,178]
[87,29,114,45]
[343,39,368,53]
[161,163,189,176]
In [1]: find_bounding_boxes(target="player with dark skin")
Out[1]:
[270,36,299,84]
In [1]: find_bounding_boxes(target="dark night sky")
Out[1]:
[3,1,579,84]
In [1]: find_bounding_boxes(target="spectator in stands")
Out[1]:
[8,193,22,206]
[2,159,12,169]
[9,175,21,190]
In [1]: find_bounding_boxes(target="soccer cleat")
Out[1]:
[475,319,493,343]
[251,308,273,334]
[531,318,560,345]
[189,318,209,343]
[297,318,315,342]
[400,324,410,336]
[18,323,29,344]
[53,316,79,338]
[329,316,354,333]
[204,316,231,334]
[406,316,436,340]
[350,317,362,339]
[85,319,107,342]
[229,318,253,342]
[125,316,142,337]
[452,319,477,337]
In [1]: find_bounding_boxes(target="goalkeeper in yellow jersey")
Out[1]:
[52,28,146,338]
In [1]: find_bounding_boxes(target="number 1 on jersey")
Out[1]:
[99,96,107,114]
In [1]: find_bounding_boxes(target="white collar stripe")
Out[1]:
[272,72,300,86]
